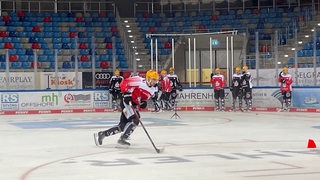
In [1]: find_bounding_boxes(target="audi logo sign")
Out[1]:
[95,73,111,80]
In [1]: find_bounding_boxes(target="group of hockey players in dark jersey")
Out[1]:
[211,65,253,112]
[211,65,292,112]
[152,67,183,112]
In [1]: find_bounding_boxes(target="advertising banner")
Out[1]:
[61,91,92,108]
[82,71,113,89]
[175,88,281,108]
[0,88,319,114]
[251,88,282,107]
[250,68,320,86]
[39,72,82,89]
[175,89,215,107]
[0,91,62,110]
[0,90,112,111]
[92,91,112,108]
[292,88,320,108]
[0,72,35,90]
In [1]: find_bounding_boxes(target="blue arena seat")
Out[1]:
[0,55,6,62]
[19,55,28,62]
[11,62,22,69]
[16,49,25,55]
[38,55,47,62]
[21,62,31,69]
[25,49,34,55]
[119,61,128,68]
[81,61,91,68]
[62,61,71,69]
[0,62,6,69]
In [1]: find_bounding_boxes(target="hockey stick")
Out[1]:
[132,106,164,153]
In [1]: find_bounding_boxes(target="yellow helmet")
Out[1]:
[283,67,288,71]
[215,68,221,71]
[243,65,248,70]
[169,67,174,72]
[114,69,120,75]
[145,69,159,80]
[161,69,167,75]
[235,67,241,71]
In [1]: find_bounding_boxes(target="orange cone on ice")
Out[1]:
[307,139,317,148]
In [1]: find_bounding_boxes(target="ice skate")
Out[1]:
[93,131,105,146]
[229,108,236,112]
[116,137,130,148]
[246,108,252,112]
[277,108,284,112]
[151,108,160,113]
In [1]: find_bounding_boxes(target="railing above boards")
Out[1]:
[0,0,115,15]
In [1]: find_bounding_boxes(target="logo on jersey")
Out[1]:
[286,92,291,97]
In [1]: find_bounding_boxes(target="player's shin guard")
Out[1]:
[165,100,172,110]
[232,99,236,110]
[239,99,243,111]
[112,100,119,111]
[285,99,291,111]
[221,98,225,111]
[104,125,121,137]
[152,100,160,112]
[287,99,291,108]
[95,126,121,146]
[248,99,252,111]
[119,122,136,146]
[215,99,220,111]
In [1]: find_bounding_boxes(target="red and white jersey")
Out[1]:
[210,74,225,90]
[278,73,293,92]
[160,76,172,93]
[120,76,157,105]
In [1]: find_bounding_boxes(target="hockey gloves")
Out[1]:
[279,71,283,77]
[140,101,147,109]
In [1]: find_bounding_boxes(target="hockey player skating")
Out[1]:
[278,67,293,112]
[241,66,253,112]
[210,68,225,111]
[94,70,159,147]
[167,67,183,108]
[159,69,172,111]
[109,69,123,111]
[230,67,243,112]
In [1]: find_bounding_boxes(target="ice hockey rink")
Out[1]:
[0,111,320,180]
